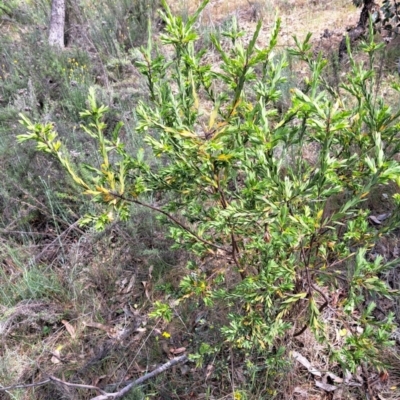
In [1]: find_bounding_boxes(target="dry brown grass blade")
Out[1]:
[61,320,76,339]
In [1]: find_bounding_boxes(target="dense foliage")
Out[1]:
[19,0,400,373]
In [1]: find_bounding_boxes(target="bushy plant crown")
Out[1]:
[18,0,400,371]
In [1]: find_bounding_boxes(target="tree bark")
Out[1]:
[48,0,65,48]
[339,0,378,60]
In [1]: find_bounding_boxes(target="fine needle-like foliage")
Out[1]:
[18,0,400,372]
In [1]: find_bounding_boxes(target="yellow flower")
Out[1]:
[162,331,171,339]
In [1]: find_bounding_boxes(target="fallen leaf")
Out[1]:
[369,213,390,225]
[180,364,190,375]
[355,366,363,383]
[292,351,322,377]
[142,281,151,300]
[325,372,343,384]
[132,362,146,373]
[118,277,128,292]
[93,375,107,386]
[380,370,389,382]
[61,320,76,339]
[132,327,146,342]
[50,346,63,364]
[123,275,136,294]
[84,321,112,334]
[205,364,215,380]
[153,328,162,336]
[369,215,382,225]
[51,355,61,364]
[315,380,337,391]
[377,213,390,221]
[344,369,353,383]
[170,347,186,355]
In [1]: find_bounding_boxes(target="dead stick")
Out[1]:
[49,376,107,395]
[1,356,189,399]
[90,355,188,400]
[0,379,50,391]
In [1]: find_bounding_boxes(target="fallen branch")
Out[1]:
[49,376,107,395]
[0,379,50,391]
[90,355,188,400]
[0,355,189,400]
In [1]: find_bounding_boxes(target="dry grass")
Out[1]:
[169,0,356,47]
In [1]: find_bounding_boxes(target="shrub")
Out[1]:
[18,0,400,372]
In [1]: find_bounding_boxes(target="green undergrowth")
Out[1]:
[0,0,161,239]
[4,1,400,400]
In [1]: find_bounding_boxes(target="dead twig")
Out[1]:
[0,355,189,400]
[0,379,51,391]
[91,355,188,400]
[34,219,82,263]
[49,376,107,395]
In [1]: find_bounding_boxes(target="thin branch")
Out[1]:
[49,376,107,395]
[0,379,51,391]
[310,282,329,307]
[111,192,229,253]
[293,236,329,337]
[0,356,189,400]
[327,252,356,269]
[34,220,82,263]
[215,177,244,277]
[293,290,329,337]
[90,355,188,400]
[231,232,245,279]
[0,229,54,236]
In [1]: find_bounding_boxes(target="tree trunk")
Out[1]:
[339,0,378,60]
[48,0,65,48]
